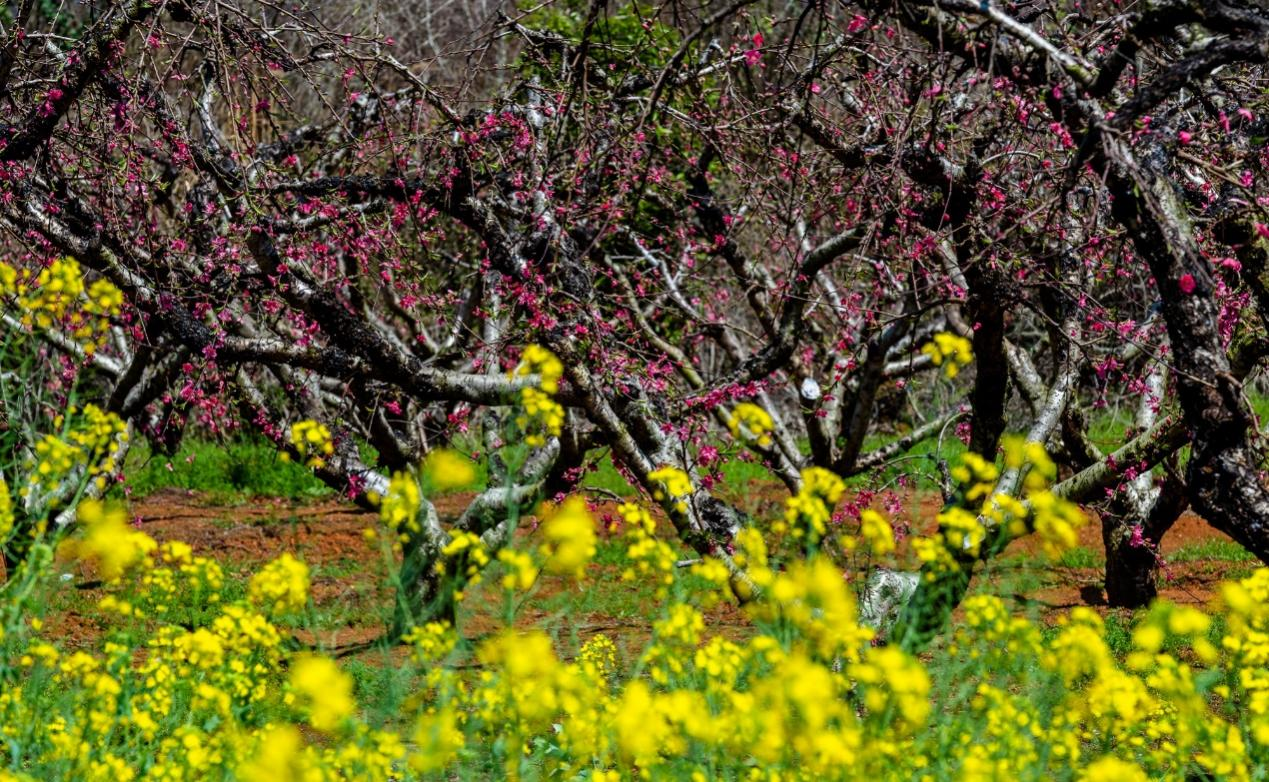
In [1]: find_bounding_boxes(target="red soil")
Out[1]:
[35,486,1257,658]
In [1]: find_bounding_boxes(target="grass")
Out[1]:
[592,539,635,566]
[533,566,674,623]
[719,458,779,485]
[577,426,969,501]
[115,391,1244,507]
[343,657,415,716]
[1168,539,1255,564]
[1057,546,1104,569]
[966,553,1053,609]
[850,429,968,491]
[578,452,640,497]
[1102,613,1135,656]
[578,448,790,499]
[116,438,330,502]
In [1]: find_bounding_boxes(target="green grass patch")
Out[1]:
[1057,546,1104,569]
[593,539,633,567]
[116,438,330,502]
[578,451,639,497]
[969,554,1050,602]
[1102,612,1135,657]
[1168,538,1255,564]
[534,568,664,622]
[718,458,776,485]
[847,429,968,491]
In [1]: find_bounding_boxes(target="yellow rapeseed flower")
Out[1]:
[496,548,539,591]
[514,344,564,394]
[541,496,596,578]
[410,706,465,773]
[921,331,973,378]
[239,724,314,782]
[380,470,422,533]
[288,420,334,469]
[858,509,895,556]
[0,261,16,296]
[248,553,310,616]
[402,621,457,664]
[0,476,12,543]
[781,467,846,541]
[289,655,355,732]
[727,402,775,448]
[514,345,566,446]
[647,466,693,514]
[60,500,156,581]
[423,448,477,491]
[1080,756,1149,782]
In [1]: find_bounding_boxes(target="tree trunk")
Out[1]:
[1102,518,1159,607]
[1100,345,1183,608]
[1102,473,1186,607]
[1103,143,1269,566]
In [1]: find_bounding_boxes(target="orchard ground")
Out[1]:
[41,451,1257,674]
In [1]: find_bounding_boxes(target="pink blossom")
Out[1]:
[1178,274,1196,294]
[1128,525,1144,548]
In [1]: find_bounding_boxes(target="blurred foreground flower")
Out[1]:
[921,331,974,378]
[289,655,355,732]
[0,476,12,542]
[59,500,155,581]
[423,448,477,491]
[541,496,596,578]
[727,402,774,448]
[288,420,334,469]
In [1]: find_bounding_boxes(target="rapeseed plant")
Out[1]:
[3,338,1269,780]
